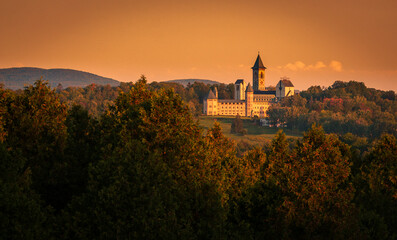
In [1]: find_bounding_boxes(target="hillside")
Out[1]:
[0,67,120,89]
[199,115,302,144]
[163,78,220,87]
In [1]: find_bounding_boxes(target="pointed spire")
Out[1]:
[206,89,217,99]
[246,83,253,92]
[252,53,266,69]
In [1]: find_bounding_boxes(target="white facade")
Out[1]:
[276,79,295,99]
[203,54,294,118]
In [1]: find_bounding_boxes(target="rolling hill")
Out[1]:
[0,67,120,89]
[163,79,220,87]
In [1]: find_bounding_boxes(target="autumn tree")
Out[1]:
[0,82,53,239]
[355,134,397,239]
[5,79,67,157]
[2,79,68,208]
[0,85,10,142]
[227,131,290,239]
[2,77,396,239]
[65,76,241,239]
[281,125,356,239]
[232,127,359,239]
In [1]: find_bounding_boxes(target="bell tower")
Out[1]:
[252,53,266,91]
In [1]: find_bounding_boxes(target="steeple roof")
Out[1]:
[206,89,217,99]
[252,54,266,69]
[280,79,294,87]
[235,79,245,84]
[246,83,253,92]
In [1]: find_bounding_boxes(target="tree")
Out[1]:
[65,76,234,239]
[5,79,67,159]
[3,79,68,208]
[65,140,192,239]
[50,105,101,210]
[0,85,11,143]
[227,131,290,239]
[266,106,288,127]
[0,138,51,239]
[231,114,247,135]
[281,125,356,238]
[227,177,284,240]
[355,134,397,239]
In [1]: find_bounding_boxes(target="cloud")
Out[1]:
[284,61,306,71]
[329,60,343,72]
[309,61,327,70]
[278,60,342,72]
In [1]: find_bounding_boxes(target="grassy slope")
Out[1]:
[199,116,302,145]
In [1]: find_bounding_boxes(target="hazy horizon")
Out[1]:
[1,0,396,91]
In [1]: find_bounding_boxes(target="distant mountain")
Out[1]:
[163,79,220,87]
[0,67,120,90]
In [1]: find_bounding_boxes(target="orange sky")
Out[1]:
[1,0,396,91]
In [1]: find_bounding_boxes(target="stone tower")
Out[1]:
[203,89,218,116]
[252,53,266,91]
[234,79,246,100]
[245,83,254,117]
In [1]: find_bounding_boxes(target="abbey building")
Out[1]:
[203,54,295,118]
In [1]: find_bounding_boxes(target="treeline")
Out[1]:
[1,78,396,239]
[55,79,397,144]
[56,80,234,117]
[267,81,397,141]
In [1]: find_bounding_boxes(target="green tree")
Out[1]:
[227,178,284,240]
[65,76,233,239]
[227,132,289,239]
[231,114,247,135]
[65,140,193,239]
[266,106,288,127]
[282,125,356,239]
[355,134,397,239]
[0,85,11,142]
[0,142,52,239]
[48,105,102,210]
[3,79,68,208]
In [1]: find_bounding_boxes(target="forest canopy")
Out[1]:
[0,78,396,239]
[267,81,397,140]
